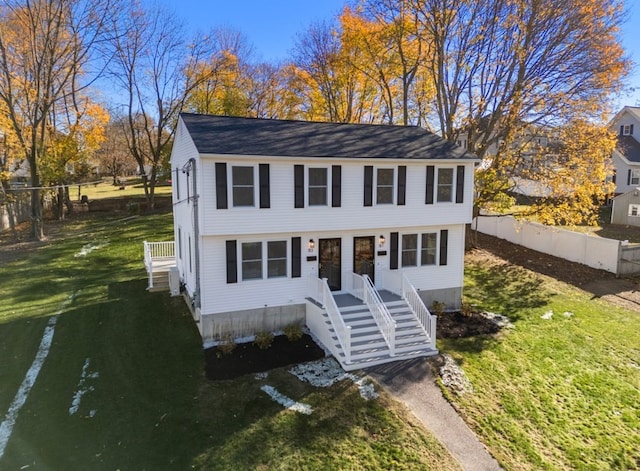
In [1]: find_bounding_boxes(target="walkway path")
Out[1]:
[368,358,502,471]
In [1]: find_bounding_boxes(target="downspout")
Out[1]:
[183,158,201,310]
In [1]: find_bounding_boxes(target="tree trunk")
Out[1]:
[31,188,44,240]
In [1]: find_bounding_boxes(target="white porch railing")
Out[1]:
[351,273,396,356]
[309,277,352,364]
[379,269,436,348]
[143,241,175,289]
[400,273,437,345]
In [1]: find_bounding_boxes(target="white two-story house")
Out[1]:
[161,113,478,370]
[610,106,640,195]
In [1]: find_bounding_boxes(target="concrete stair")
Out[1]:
[326,298,438,371]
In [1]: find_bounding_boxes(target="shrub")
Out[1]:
[217,335,236,355]
[460,302,475,317]
[254,331,274,350]
[431,301,446,316]
[283,323,303,342]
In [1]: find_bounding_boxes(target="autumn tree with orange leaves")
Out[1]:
[0,0,115,238]
[409,0,629,223]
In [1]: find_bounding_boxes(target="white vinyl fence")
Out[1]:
[474,215,622,274]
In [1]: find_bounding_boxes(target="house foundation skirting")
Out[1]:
[417,287,462,311]
[199,304,306,344]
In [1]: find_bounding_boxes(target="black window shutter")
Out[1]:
[215,163,228,209]
[612,170,617,184]
[628,169,632,186]
[259,164,270,208]
[439,230,448,266]
[397,165,407,206]
[332,165,342,207]
[620,125,624,136]
[390,232,399,270]
[225,240,237,283]
[294,165,304,208]
[291,237,301,278]
[456,165,465,203]
[631,124,635,135]
[425,165,435,204]
[364,166,373,206]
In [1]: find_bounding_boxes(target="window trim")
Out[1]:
[375,167,395,205]
[399,232,441,268]
[308,166,329,206]
[231,165,257,208]
[241,241,263,280]
[237,239,290,282]
[436,167,454,203]
[267,240,288,278]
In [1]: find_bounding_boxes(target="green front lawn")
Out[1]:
[0,211,459,470]
[445,255,640,470]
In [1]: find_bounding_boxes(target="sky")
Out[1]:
[163,0,640,110]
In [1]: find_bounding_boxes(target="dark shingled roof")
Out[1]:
[180,113,477,161]
[617,136,640,163]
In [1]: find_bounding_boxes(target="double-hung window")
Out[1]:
[631,170,640,186]
[629,204,640,217]
[421,233,437,265]
[267,241,287,277]
[232,166,254,206]
[241,242,262,280]
[437,168,454,202]
[308,168,328,205]
[377,168,394,204]
[401,234,418,267]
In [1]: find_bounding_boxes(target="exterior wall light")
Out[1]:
[379,235,385,247]
[308,239,315,251]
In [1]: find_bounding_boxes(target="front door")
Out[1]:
[354,236,375,283]
[319,238,341,291]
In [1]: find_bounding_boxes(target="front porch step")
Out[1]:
[315,296,436,370]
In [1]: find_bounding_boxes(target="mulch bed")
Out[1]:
[204,334,326,380]
[436,311,501,338]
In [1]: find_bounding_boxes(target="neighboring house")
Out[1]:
[609,106,640,195]
[146,113,478,370]
[610,187,640,226]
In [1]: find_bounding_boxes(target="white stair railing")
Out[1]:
[378,269,437,349]
[358,273,396,356]
[310,277,352,364]
[401,273,437,348]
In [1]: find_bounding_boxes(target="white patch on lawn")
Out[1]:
[74,240,108,257]
[563,311,574,318]
[289,358,378,400]
[69,358,99,416]
[0,292,77,459]
[541,310,553,320]
[260,385,313,415]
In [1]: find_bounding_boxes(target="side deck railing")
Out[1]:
[308,277,352,364]
[351,273,396,356]
[143,241,175,289]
